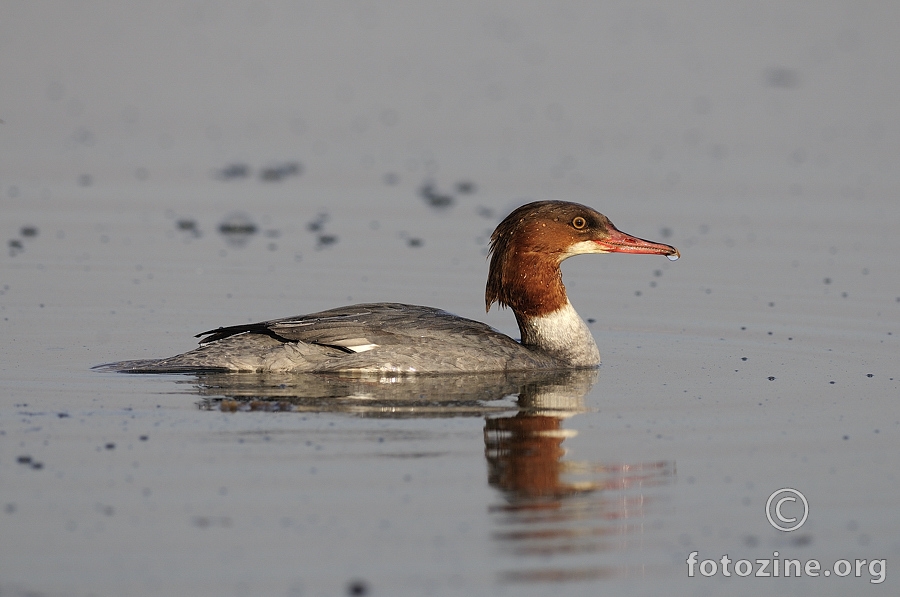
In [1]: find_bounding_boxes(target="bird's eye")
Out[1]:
[572,216,587,229]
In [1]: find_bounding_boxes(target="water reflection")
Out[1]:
[191,369,554,417]
[186,369,674,584]
[484,373,675,583]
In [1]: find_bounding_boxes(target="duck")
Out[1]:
[98,201,678,374]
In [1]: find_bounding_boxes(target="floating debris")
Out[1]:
[455,180,476,194]
[216,163,251,180]
[219,213,257,235]
[176,218,200,238]
[419,181,455,209]
[307,212,329,232]
[398,230,423,248]
[7,224,40,257]
[303,212,337,249]
[218,212,258,247]
[260,161,302,182]
[347,579,370,596]
[16,456,42,470]
[317,234,338,249]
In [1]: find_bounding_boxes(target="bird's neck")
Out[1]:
[516,300,600,367]
[487,249,600,367]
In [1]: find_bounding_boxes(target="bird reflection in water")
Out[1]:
[188,368,675,584]
[485,374,674,583]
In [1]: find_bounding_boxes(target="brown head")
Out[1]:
[485,201,679,318]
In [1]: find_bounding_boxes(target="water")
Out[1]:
[3,183,897,596]
[2,3,900,596]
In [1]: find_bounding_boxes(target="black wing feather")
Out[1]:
[196,322,289,344]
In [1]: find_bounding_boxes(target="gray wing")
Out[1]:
[197,303,500,351]
[102,303,557,373]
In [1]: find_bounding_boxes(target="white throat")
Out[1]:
[519,301,600,367]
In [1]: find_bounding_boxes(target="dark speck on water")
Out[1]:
[307,213,329,232]
[455,180,476,194]
[177,219,199,234]
[20,226,38,237]
[317,234,338,248]
[419,181,455,209]
[260,161,302,182]
[347,580,369,596]
[790,534,813,547]
[216,163,251,180]
[218,213,258,246]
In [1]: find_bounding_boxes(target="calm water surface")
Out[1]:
[4,3,900,595]
[2,185,898,596]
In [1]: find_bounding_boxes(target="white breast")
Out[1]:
[518,301,601,367]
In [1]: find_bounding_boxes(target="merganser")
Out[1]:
[98,201,678,374]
